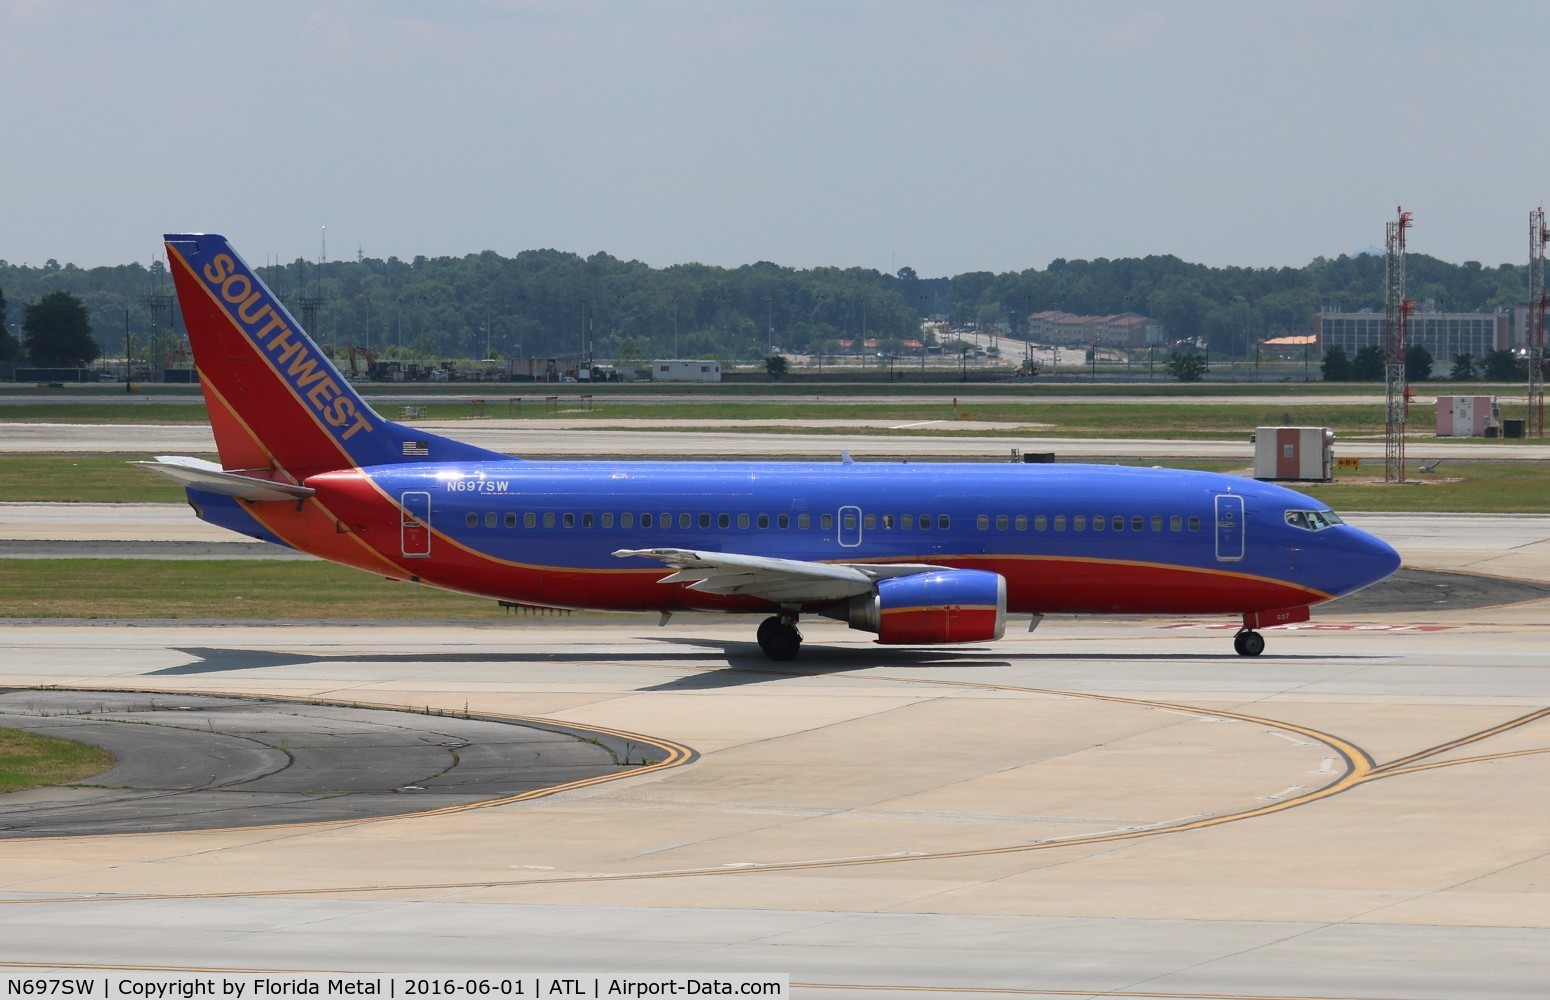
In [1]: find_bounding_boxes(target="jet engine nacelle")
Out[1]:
[847,569,1007,645]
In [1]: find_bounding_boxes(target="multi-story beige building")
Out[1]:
[1026,311,1165,349]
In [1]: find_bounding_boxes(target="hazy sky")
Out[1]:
[4,1,1548,276]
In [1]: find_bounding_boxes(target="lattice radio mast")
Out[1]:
[1529,207,1547,438]
[294,226,328,341]
[1384,206,1414,483]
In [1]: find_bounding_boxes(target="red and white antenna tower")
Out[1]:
[1529,207,1547,438]
[1384,206,1413,483]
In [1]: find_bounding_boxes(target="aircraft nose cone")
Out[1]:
[1350,526,1402,591]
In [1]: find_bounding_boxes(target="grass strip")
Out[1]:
[0,559,513,620]
[0,454,193,503]
[1299,462,1550,512]
[0,727,117,794]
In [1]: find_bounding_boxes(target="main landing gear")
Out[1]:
[757,615,803,661]
[1233,628,1266,657]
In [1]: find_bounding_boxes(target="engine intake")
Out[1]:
[847,569,1007,645]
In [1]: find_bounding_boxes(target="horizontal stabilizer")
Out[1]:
[132,456,316,502]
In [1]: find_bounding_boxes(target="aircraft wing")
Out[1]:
[613,547,939,604]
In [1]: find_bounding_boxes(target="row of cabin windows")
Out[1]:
[975,513,1202,533]
[462,511,907,531]
[463,509,1202,534]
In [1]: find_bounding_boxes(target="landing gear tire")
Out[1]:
[757,616,803,661]
[1233,629,1265,657]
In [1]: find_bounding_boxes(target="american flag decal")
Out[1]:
[402,441,429,457]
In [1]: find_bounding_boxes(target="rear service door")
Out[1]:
[401,491,432,558]
[1214,493,1244,562]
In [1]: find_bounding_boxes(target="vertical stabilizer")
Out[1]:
[164,233,505,476]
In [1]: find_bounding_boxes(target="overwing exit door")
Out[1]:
[837,505,863,547]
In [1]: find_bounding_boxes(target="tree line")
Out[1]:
[0,246,1538,367]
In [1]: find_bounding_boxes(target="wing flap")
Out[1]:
[613,547,942,604]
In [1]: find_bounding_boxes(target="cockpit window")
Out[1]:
[1285,509,1343,531]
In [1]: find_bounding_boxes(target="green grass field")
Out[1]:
[1299,463,1550,512]
[0,727,116,793]
[0,454,194,503]
[0,559,519,620]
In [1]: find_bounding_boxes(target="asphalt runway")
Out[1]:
[0,690,677,838]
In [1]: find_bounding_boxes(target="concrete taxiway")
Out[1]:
[8,418,1550,461]
[2,512,1549,996]
[2,617,1549,996]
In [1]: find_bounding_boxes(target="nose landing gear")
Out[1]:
[1233,628,1265,657]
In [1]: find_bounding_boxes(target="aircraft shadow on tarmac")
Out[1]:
[152,646,754,674]
[152,644,1013,677]
[153,641,1355,690]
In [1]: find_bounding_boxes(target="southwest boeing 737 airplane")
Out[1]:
[142,233,1401,660]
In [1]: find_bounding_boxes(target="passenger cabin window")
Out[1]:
[563,513,575,528]
[977,515,989,530]
[1151,515,1162,532]
[484,512,497,529]
[1188,516,1200,531]
[641,513,653,528]
[621,513,633,529]
[505,513,517,528]
[1170,515,1182,531]
[582,513,594,529]
[996,515,1009,531]
[679,513,691,529]
[543,513,555,528]
[1074,516,1086,531]
[524,513,536,528]
[901,514,914,529]
[738,513,749,529]
[1035,515,1048,531]
[821,514,834,530]
[1053,515,1066,531]
[466,513,478,528]
[1015,515,1027,531]
[779,514,791,529]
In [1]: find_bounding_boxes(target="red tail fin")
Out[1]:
[165,233,505,477]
